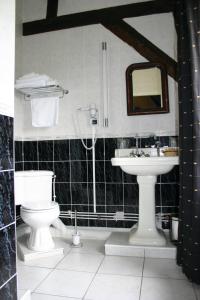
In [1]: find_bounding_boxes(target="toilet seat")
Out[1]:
[21,201,59,212]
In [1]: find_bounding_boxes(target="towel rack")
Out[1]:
[15,85,69,100]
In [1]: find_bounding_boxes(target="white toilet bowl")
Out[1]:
[21,202,60,251]
[15,170,60,252]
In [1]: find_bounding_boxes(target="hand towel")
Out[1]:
[31,97,59,127]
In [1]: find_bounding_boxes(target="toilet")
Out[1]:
[15,170,60,252]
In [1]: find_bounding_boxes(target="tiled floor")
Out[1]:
[17,238,199,300]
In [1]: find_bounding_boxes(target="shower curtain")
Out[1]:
[176,0,200,283]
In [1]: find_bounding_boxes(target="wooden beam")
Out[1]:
[102,20,177,80]
[46,0,59,19]
[23,0,174,35]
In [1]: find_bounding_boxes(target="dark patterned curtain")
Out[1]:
[176,0,200,283]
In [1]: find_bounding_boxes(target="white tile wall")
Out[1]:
[15,1,178,140]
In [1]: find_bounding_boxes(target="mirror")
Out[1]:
[126,62,169,116]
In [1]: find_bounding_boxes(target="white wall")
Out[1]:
[15,0,178,140]
[0,0,15,117]
[15,0,24,136]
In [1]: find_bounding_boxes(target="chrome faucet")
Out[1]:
[155,141,161,157]
[135,134,139,156]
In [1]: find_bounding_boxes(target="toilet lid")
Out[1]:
[22,201,58,211]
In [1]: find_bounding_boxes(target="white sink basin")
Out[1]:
[111,148,179,247]
[111,156,179,176]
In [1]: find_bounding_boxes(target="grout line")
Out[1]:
[139,256,145,300]
[0,169,14,173]
[86,143,90,227]
[53,140,55,174]
[96,271,143,278]
[0,273,17,290]
[69,140,73,214]
[34,291,83,299]
[32,291,82,299]
[32,267,55,293]
[36,140,39,170]
[0,221,15,232]
[82,254,105,300]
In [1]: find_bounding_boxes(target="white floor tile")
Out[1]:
[143,258,186,279]
[18,289,27,298]
[18,289,30,300]
[18,255,65,269]
[32,292,79,299]
[53,237,71,255]
[70,239,105,255]
[98,256,144,276]
[85,273,141,300]
[140,277,196,300]
[17,266,52,292]
[35,269,94,298]
[56,252,104,273]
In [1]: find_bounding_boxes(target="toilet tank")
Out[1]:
[15,171,54,207]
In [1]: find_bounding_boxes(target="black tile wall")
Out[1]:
[15,141,23,162]
[24,161,38,170]
[15,136,179,229]
[88,183,105,206]
[38,141,53,161]
[54,161,70,182]
[0,275,17,300]
[23,141,37,161]
[54,140,69,161]
[0,225,16,287]
[0,116,13,171]
[55,183,71,205]
[70,139,86,160]
[0,115,16,297]
[0,171,14,228]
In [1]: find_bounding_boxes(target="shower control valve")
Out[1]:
[90,117,98,126]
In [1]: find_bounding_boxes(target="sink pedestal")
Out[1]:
[129,175,166,246]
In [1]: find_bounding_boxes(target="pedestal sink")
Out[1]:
[111,149,179,246]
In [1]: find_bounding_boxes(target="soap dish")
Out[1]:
[162,147,179,157]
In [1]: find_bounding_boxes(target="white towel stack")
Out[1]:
[15,73,58,89]
[15,73,60,128]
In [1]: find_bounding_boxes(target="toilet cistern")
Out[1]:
[112,148,179,246]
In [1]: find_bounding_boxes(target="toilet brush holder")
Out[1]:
[71,210,82,248]
[72,232,82,247]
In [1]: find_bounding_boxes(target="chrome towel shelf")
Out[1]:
[15,85,69,100]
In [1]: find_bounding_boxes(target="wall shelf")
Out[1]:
[15,85,69,100]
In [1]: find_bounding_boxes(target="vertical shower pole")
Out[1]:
[92,126,96,213]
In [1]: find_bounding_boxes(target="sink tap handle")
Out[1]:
[155,141,161,156]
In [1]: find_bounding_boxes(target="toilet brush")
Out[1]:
[71,210,82,247]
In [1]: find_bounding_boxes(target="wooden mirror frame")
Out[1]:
[126,62,169,116]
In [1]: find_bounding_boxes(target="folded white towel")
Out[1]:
[15,79,58,89]
[15,73,58,89]
[16,73,49,83]
[31,97,59,127]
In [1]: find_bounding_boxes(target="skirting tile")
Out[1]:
[17,234,64,262]
[105,232,176,259]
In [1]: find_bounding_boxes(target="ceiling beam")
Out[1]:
[23,0,175,36]
[102,19,177,80]
[46,0,59,19]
